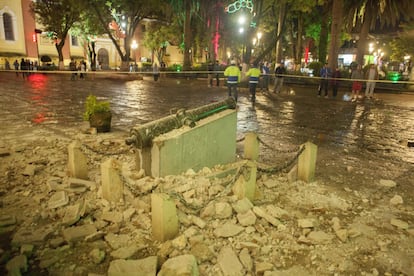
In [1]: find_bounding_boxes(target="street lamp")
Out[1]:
[131,39,138,61]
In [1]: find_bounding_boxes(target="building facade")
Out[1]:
[0,0,184,70]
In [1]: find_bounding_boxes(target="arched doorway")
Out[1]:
[97,48,109,70]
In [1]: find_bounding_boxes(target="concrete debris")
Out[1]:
[0,132,413,276]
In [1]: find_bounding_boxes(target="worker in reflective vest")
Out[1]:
[246,63,261,103]
[224,60,241,102]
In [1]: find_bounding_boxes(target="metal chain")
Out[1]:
[168,191,202,212]
[257,136,300,154]
[258,145,305,174]
[81,142,130,156]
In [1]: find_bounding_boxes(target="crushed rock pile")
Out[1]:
[0,129,413,276]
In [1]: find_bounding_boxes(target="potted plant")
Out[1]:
[83,94,112,132]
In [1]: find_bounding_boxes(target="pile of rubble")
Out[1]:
[0,129,413,276]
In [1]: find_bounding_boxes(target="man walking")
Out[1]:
[318,63,330,98]
[274,62,286,93]
[224,60,241,102]
[246,63,261,102]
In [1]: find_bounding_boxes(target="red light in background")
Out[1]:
[32,33,37,42]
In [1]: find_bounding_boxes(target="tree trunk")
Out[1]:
[55,41,65,70]
[356,8,372,66]
[328,0,343,69]
[318,5,329,64]
[275,1,286,64]
[295,14,304,65]
[183,0,192,70]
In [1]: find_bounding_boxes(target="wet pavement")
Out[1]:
[1,71,413,170]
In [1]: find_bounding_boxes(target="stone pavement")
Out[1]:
[1,71,414,275]
[1,71,414,162]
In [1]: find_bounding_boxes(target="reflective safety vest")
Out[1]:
[246,67,261,83]
[224,65,241,84]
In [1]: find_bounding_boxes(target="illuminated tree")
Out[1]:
[345,0,414,65]
[169,0,200,70]
[86,0,163,70]
[30,0,83,69]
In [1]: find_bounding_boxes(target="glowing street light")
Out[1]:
[131,39,138,62]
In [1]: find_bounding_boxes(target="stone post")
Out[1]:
[232,161,257,201]
[151,193,179,242]
[67,140,88,180]
[244,132,259,161]
[298,141,317,182]
[101,158,123,202]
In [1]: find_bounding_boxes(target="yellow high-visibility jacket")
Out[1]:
[246,67,261,83]
[224,65,241,84]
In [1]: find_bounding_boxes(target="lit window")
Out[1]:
[3,13,14,41]
[71,35,78,46]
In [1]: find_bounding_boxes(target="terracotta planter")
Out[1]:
[89,111,112,132]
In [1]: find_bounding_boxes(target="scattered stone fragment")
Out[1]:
[22,164,36,176]
[298,218,315,228]
[158,254,199,276]
[239,248,253,271]
[104,233,131,250]
[90,248,106,264]
[47,177,65,191]
[307,231,334,244]
[62,201,85,226]
[12,225,55,246]
[68,177,97,191]
[190,215,206,229]
[48,191,69,209]
[390,219,409,229]
[215,202,233,218]
[6,255,27,275]
[379,179,397,188]
[232,198,254,214]
[256,262,274,275]
[237,210,257,226]
[217,247,244,276]
[20,244,34,257]
[334,229,348,242]
[107,256,158,276]
[62,224,97,243]
[110,244,144,259]
[102,211,123,224]
[389,195,403,205]
[190,242,214,263]
[213,222,244,237]
[252,206,281,226]
[0,215,16,227]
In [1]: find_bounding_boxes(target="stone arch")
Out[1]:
[97,48,109,70]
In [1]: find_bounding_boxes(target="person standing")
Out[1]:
[365,63,379,99]
[13,59,19,76]
[153,63,160,81]
[274,62,286,93]
[207,61,214,87]
[20,58,27,79]
[246,63,261,102]
[331,67,341,98]
[318,63,330,98]
[69,58,77,80]
[213,60,220,87]
[224,60,241,102]
[350,64,363,102]
[261,62,270,91]
[5,59,10,70]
